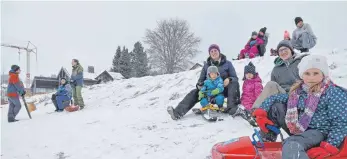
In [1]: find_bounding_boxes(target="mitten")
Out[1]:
[198,91,205,101]
[252,108,274,133]
[211,88,220,96]
[307,141,339,159]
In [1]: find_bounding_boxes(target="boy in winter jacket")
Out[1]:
[239,27,266,59]
[291,17,317,53]
[253,55,347,159]
[7,65,25,122]
[52,78,72,112]
[198,66,224,109]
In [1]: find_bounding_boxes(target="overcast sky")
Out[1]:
[1,1,347,81]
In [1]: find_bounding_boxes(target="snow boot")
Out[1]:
[232,105,257,127]
[167,106,182,120]
[259,131,278,142]
[8,117,19,123]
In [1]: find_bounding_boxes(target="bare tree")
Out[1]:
[144,18,201,74]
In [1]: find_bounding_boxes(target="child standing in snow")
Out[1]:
[239,29,265,59]
[7,65,25,123]
[198,66,224,109]
[232,62,263,127]
[253,55,347,158]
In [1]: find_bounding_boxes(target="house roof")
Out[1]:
[107,72,124,80]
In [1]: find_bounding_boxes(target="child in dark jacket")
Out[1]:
[198,66,225,109]
[52,78,72,112]
[7,65,25,122]
[253,55,347,159]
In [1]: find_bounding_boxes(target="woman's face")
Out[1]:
[209,48,220,61]
[61,79,66,85]
[302,68,324,87]
[278,46,292,60]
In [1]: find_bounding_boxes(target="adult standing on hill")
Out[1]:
[167,44,241,120]
[291,17,317,53]
[70,59,85,110]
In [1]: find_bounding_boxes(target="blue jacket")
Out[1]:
[201,76,224,97]
[198,54,238,84]
[260,84,347,148]
[56,84,72,99]
[7,71,25,97]
[71,64,84,86]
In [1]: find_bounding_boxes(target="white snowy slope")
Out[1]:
[1,49,347,159]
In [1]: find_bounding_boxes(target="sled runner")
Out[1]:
[192,104,224,122]
[211,125,347,159]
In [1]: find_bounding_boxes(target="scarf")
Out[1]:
[285,78,331,134]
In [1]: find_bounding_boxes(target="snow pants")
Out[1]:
[267,103,326,159]
[8,97,22,120]
[292,31,317,50]
[56,95,71,110]
[72,86,85,107]
[200,94,224,107]
[252,81,286,109]
[174,81,240,116]
[239,46,259,59]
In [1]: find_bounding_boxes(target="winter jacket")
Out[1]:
[56,84,72,99]
[260,83,347,148]
[245,37,264,50]
[198,54,238,84]
[201,76,224,97]
[241,74,263,110]
[271,53,308,92]
[71,64,84,86]
[7,71,25,97]
[292,23,317,43]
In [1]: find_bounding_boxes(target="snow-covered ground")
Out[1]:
[1,49,347,159]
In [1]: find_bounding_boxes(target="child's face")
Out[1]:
[209,72,218,80]
[302,68,324,87]
[61,79,66,85]
[251,35,257,39]
[284,37,290,40]
[245,73,254,80]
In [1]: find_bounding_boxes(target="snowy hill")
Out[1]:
[1,49,347,159]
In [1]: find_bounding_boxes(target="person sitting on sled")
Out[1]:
[239,28,266,59]
[252,55,347,159]
[270,30,291,56]
[51,78,72,112]
[7,65,26,123]
[198,66,225,111]
[232,62,263,126]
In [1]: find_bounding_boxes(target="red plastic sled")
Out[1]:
[211,126,347,159]
[64,105,80,112]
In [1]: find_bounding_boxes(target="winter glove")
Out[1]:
[196,82,203,90]
[307,141,339,159]
[249,40,257,47]
[252,108,274,133]
[211,88,220,96]
[198,91,205,101]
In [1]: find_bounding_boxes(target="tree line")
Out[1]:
[111,18,201,78]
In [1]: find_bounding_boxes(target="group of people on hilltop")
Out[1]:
[167,17,346,159]
[238,17,317,59]
[6,59,86,123]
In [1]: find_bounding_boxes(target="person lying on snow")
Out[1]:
[198,66,225,110]
[51,78,72,112]
[167,44,240,120]
[270,30,291,56]
[252,55,347,159]
[291,17,317,53]
[239,27,267,59]
[7,65,26,123]
[232,62,263,126]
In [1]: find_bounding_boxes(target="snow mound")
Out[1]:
[1,49,347,159]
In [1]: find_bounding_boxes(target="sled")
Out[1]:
[211,125,347,159]
[22,96,32,119]
[192,104,224,122]
[64,105,80,112]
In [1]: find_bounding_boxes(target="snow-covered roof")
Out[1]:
[107,72,124,80]
[83,72,97,80]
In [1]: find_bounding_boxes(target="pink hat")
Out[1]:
[284,30,290,39]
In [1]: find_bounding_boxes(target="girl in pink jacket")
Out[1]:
[241,62,263,111]
[239,28,266,59]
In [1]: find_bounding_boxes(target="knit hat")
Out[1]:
[207,66,219,76]
[259,27,267,34]
[277,40,294,55]
[251,31,257,36]
[295,17,303,25]
[208,44,220,54]
[11,65,20,72]
[284,30,290,39]
[298,55,329,79]
[243,62,256,80]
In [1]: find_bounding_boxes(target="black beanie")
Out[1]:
[11,65,20,72]
[277,40,294,55]
[251,31,257,36]
[259,27,267,34]
[243,62,256,80]
[295,17,303,25]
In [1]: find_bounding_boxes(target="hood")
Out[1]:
[274,53,309,67]
[206,53,227,66]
